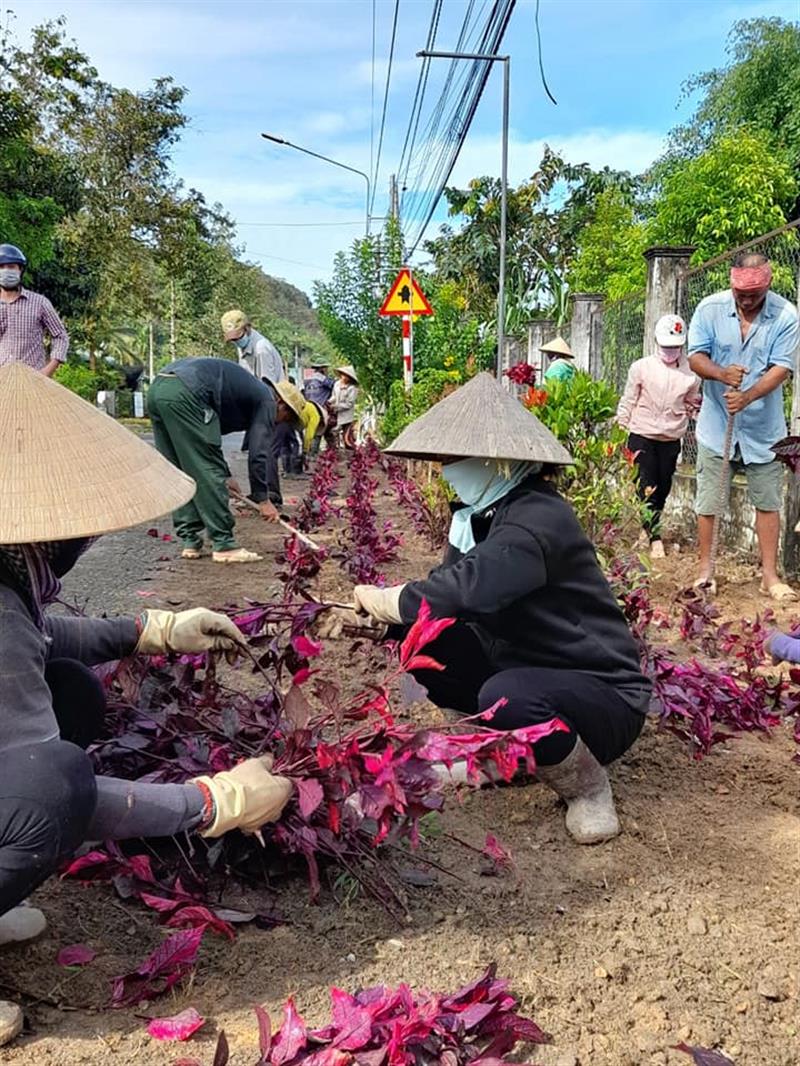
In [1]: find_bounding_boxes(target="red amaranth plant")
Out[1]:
[276,534,328,600]
[383,456,449,550]
[340,444,401,583]
[295,446,342,532]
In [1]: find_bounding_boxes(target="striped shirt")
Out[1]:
[0,289,69,370]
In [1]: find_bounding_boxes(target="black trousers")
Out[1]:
[405,624,644,767]
[628,432,680,540]
[272,421,302,475]
[0,661,104,914]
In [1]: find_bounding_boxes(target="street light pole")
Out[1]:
[416,50,510,378]
[261,133,372,236]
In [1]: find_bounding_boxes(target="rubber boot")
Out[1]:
[535,738,620,844]
[0,905,47,1047]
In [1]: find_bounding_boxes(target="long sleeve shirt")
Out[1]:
[0,288,69,369]
[398,477,651,714]
[163,357,277,503]
[238,328,285,385]
[688,289,799,464]
[616,355,701,441]
[331,381,358,425]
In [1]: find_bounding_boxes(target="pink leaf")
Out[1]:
[271,998,308,1064]
[139,893,182,914]
[400,599,456,667]
[146,528,159,538]
[57,943,96,967]
[254,1004,272,1060]
[60,850,113,881]
[296,778,324,821]
[161,533,174,542]
[482,834,513,871]
[404,654,445,673]
[147,1007,205,1042]
[672,1044,736,1066]
[291,635,323,659]
[164,905,235,941]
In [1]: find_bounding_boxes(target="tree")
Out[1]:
[568,187,649,300]
[649,130,796,262]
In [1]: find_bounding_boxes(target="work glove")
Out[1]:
[353,584,406,624]
[193,755,293,838]
[313,606,387,641]
[136,608,245,656]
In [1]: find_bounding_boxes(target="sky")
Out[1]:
[11,0,800,298]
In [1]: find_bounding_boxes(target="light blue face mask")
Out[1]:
[441,458,540,553]
[233,333,250,350]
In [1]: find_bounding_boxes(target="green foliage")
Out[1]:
[381,369,461,443]
[568,187,649,300]
[668,18,800,168]
[528,374,645,544]
[54,360,120,402]
[649,130,796,262]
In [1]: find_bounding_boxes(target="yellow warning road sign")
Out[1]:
[378,268,433,317]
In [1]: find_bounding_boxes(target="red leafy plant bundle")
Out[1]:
[276,535,329,600]
[205,965,549,1066]
[503,361,538,386]
[295,446,342,532]
[339,444,402,584]
[383,456,449,550]
[79,600,565,921]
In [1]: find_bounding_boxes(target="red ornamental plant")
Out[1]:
[383,456,449,550]
[340,444,402,584]
[233,964,550,1066]
[503,361,538,386]
[276,535,329,600]
[75,600,566,923]
[295,446,342,532]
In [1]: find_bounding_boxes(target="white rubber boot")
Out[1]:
[535,739,620,844]
[0,905,46,1048]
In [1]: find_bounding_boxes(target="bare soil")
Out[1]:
[1,457,798,1066]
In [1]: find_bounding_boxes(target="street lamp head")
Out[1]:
[261,133,287,145]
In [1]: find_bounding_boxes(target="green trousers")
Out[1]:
[148,375,237,552]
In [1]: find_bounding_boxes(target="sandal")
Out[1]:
[759,581,798,602]
[180,547,203,560]
[693,576,717,596]
[212,547,263,564]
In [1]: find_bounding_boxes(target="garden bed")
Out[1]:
[2,454,798,1066]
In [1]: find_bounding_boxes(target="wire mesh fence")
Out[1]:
[599,289,646,394]
[676,219,800,465]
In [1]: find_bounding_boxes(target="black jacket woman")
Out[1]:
[317,373,650,846]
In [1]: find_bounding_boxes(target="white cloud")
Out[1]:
[449,128,667,186]
[353,56,421,87]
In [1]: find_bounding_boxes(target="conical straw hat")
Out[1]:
[336,365,359,384]
[539,335,573,358]
[384,372,573,464]
[0,363,195,543]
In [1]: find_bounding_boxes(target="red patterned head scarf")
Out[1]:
[730,263,772,292]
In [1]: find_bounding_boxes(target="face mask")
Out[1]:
[233,333,250,349]
[441,458,497,506]
[0,268,21,290]
[657,344,682,364]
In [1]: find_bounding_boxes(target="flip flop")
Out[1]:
[759,582,798,602]
[180,547,203,560]
[212,548,263,564]
[693,576,717,596]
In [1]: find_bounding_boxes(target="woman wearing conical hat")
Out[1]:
[541,335,576,384]
[331,365,359,449]
[0,366,293,1044]
[317,373,650,846]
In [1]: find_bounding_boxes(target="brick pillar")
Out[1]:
[642,246,695,356]
[571,293,603,374]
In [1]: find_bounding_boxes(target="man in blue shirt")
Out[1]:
[688,252,799,600]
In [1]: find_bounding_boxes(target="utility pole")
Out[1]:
[389,174,399,223]
[417,50,510,378]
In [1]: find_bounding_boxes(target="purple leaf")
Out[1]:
[254,1004,272,1061]
[296,778,325,821]
[271,998,308,1064]
[673,1043,735,1065]
[111,927,205,1008]
[57,943,96,967]
[212,1031,230,1066]
[284,684,312,729]
[147,1007,205,1041]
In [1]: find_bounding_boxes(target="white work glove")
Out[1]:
[193,755,293,838]
[353,584,406,625]
[136,608,245,656]
[313,606,387,641]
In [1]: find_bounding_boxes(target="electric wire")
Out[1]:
[396,0,443,190]
[369,0,376,185]
[369,0,401,216]
[535,0,558,105]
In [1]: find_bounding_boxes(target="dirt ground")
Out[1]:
[1,452,798,1066]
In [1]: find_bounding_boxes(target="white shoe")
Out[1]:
[0,905,47,947]
[536,739,620,844]
[649,539,666,560]
[212,547,263,564]
[0,1001,23,1047]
